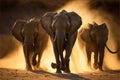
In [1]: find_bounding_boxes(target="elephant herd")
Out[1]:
[12,10,118,73]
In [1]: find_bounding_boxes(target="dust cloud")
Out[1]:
[0,0,119,74]
[40,38,56,73]
[0,45,25,69]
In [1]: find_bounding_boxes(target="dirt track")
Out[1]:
[0,68,120,80]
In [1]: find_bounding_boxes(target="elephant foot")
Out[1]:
[60,66,65,71]
[36,64,40,69]
[32,59,37,66]
[56,69,62,73]
[99,67,103,71]
[33,65,41,70]
[98,63,103,71]
[51,62,57,69]
[93,63,98,69]
[63,69,70,73]
[98,65,103,71]
[26,67,32,71]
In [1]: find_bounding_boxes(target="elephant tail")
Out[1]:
[105,44,118,54]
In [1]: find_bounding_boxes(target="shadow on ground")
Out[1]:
[0,68,89,80]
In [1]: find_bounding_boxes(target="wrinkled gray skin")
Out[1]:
[12,18,48,71]
[78,22,118,71]
[41,10,82,73]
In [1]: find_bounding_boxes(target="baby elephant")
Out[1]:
[78,22,118,71]
[12,18,48,71]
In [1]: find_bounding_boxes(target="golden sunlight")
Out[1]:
[0,44,25,69]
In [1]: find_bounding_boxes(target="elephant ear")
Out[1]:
[67,12,82,36]
[12,20,26,42]
[80,23,94,43]
[101,23,108,30]
[40,12,57,36]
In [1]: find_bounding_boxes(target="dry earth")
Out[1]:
[0,68,120,80]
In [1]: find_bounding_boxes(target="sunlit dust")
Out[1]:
[40,38,56,73]
[70,38,91,73]
[0,43,25,70]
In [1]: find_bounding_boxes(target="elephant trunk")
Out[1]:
[23,45,32,70]
[105,44,118,54]
[23,36,34,49]
[55,30,65,53]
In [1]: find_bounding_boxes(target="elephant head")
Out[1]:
[90,23,108,45]
[12,19,40,47]
[41,10,82,45]
[12,18,48,70]
[90,22,118,54]
[41,10,82,73]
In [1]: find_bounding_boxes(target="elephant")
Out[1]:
[12,18,49,71]
[40,10,82,73]
[78,22,118,71]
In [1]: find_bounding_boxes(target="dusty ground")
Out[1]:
[0,68,120,80]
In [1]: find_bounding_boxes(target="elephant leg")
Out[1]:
[32,51,42,70]
[54,51,61,73]
[99,52,104,71]
[23,46,32,71]
[60,52,65,71]
[52,44,61,73]
[86,48,92,68]
[64,33,77,73]
[32,51,37,66]
[64,46,71,73]
[36,53,41,68]
[36,47,44,69]
[35,37,48,69]
[32,45,44,69]
[93,50,98,69]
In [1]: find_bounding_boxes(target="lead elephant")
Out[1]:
[78,22,118,71]
[41,10,82,73]
[12,18,48,71]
